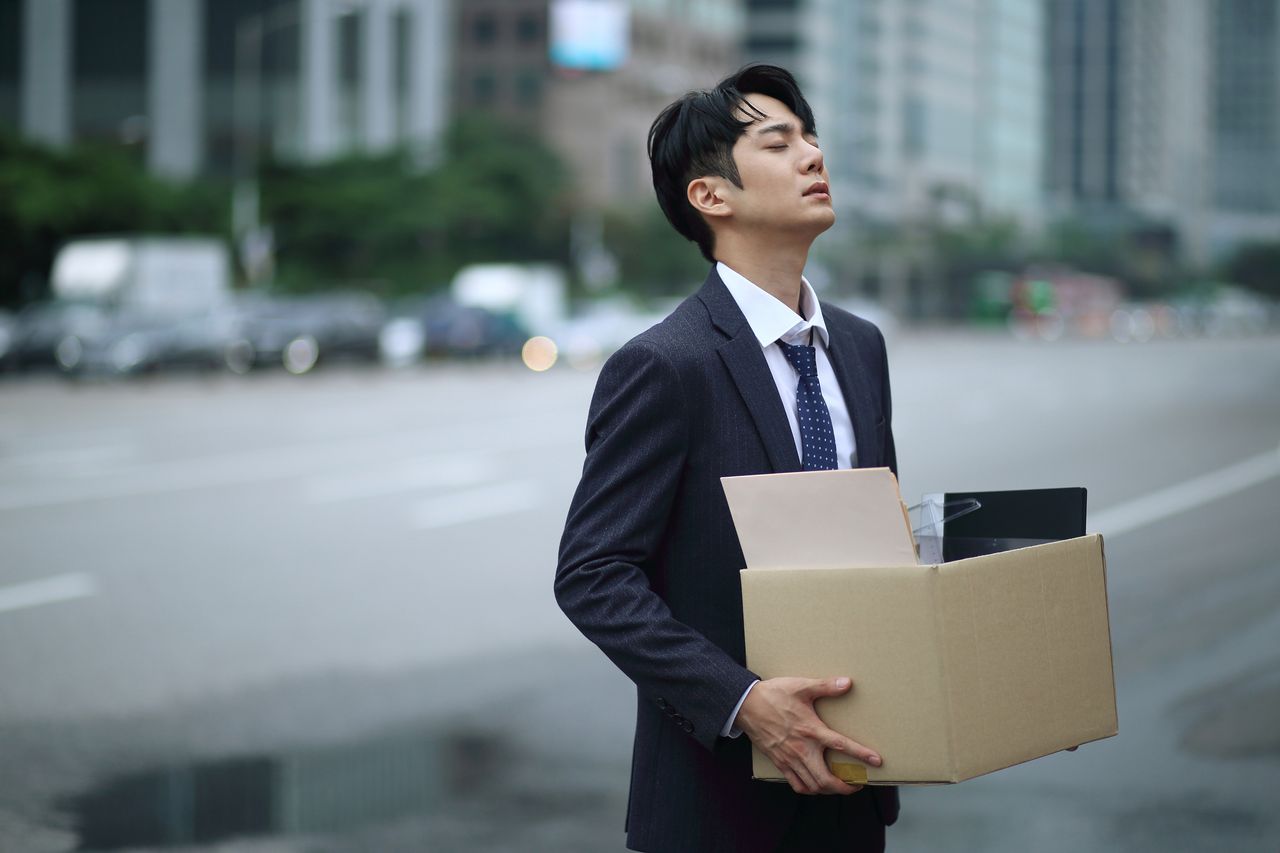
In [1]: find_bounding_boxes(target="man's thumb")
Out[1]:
[805,676,852,698]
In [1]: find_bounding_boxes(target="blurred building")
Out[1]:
[1046,0,1280,264]
[1045,0,1212,258]
[744,0,1045,231]
[452,0,548,130]
[743,0,1043,317]
[453,0,744,208]
[1208,0,1280,258]
[0,0,451,178]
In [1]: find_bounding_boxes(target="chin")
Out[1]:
[811,207,837,233]
[771,207,836,239]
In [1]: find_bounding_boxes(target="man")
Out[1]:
[555,64,899,852]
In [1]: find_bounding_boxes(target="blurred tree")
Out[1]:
[1036,217,1189,300]
[0,116,570,306]
[930,217,1026,318]
[822,217,1027,320]
[1221,240,1280,300]
[1038,218,1125,278]
[601,206,707,299]
[260,115,571,295]
[0,132,226,307]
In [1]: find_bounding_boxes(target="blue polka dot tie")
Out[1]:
[779,340,839,471]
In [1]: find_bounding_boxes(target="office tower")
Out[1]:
[1208,0,1280,257]
[744,0,1044,227]
[1046,0,1280,263]
[2,0,452,178]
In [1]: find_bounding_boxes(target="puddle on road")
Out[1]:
[65,726,504,850]
[1173,657,1280,759]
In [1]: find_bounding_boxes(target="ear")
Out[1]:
[687,176,732,221]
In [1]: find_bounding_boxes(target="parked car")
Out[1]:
[1,302,112,373]
[54,307,174,376]
[53,307,242,376]
[424,298,527,359]
[380,295,529,364]
[0,310,12,367]
[548,299,669,370]
[234,292,386,374]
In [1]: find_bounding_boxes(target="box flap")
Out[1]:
[722,468,917,570]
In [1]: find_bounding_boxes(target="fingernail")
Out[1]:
[869,754,881,766]
[836,677,850,689]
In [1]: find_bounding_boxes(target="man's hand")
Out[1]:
[735,676,881,796]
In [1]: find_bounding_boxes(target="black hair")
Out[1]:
[646,64,817,263]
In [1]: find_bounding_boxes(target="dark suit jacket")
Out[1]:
[555,266,901,853]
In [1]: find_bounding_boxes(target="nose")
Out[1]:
[801,139,824,174]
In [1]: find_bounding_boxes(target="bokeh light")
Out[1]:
[521,336,558,372]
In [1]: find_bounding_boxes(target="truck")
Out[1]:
[44,236,239,375]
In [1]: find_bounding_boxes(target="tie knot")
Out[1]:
[779,340,818,378]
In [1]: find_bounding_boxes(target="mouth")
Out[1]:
[803,181,831,199]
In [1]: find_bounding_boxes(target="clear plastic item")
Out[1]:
[908,495,980,563]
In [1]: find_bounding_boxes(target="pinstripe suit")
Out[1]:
[556,266,900,852]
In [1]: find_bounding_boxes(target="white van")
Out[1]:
[47,237,237,374]
[51,236,232,314]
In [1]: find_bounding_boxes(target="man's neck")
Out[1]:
[715,235,811,316]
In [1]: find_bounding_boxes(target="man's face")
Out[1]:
[716,93,834,238]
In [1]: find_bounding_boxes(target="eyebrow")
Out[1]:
[754,122,794,138]
[753,121,818,143]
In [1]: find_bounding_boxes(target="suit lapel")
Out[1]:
[697,269,802,474]
[824,315,880,469]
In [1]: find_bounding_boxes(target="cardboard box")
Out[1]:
[723,469,1118,785]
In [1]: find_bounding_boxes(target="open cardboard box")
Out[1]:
[723,468,1118,785]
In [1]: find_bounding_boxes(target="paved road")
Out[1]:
[1,331,1277,852]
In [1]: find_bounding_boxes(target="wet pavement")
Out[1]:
[2,332,1279,851]
[2,646,634,852]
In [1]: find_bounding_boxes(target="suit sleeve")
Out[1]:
[555,340,757,751]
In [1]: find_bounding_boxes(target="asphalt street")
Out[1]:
[1,330,1277,852]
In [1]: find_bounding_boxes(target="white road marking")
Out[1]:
[304,454,499,503]
[413,480,541,529]
[0,572,97,615]
[1091,443,1280,538]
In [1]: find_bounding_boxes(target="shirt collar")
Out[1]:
[717,261,830,349]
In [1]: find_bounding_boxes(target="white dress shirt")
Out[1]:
[715,261,859,737]
[717,262,858,470]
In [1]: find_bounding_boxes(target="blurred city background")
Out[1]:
[0,0,1277,851]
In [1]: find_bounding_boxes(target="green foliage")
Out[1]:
[16,117,1269,314]
[1221,240,1280,300]
[933,217,1024,269]
[0,116,571,305]
[260,115,571,295]
[1037,218,1186,299]
[0,132,227,306]
[601,205,709,298]
[1039,219,1123,276]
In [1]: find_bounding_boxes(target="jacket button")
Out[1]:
[656,698,667,710]
[682,720,695,733]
